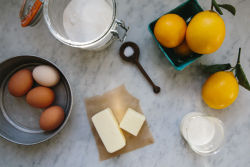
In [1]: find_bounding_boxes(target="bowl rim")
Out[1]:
[0,55,73,145]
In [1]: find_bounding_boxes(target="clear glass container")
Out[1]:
[180,112,224,156]
[43,0,128,50]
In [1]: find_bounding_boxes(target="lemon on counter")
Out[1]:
[186,10,226,54]
[202,71,239,109]
[154,14,187,48]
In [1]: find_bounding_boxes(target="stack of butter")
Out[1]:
[92,108,145,153]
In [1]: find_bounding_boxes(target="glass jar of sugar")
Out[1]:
[180,112,224,156]
[20,0,128,50]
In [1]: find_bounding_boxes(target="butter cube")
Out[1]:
[92,108,126,153]
[120,108,145,136]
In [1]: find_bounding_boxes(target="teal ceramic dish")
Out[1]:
[148,0,203,71]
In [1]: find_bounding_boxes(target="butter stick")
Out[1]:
[120,108,145,136]
[92,108,126,153]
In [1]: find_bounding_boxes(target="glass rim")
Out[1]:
[185,116,216,145]
[43,0,117,48]
[185,115,225,156]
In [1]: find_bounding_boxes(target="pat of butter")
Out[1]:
[92,108,126,153]
[120,108,145,136]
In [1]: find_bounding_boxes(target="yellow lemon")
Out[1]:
[173,41,192,56]
[154,14,187,48]
[186,11,226,54]
[202,71,239,109]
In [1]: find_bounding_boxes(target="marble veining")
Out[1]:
[0,0,250,166]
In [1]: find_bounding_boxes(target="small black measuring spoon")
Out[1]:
[119,42,160,94]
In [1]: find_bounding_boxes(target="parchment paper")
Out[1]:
[84,85,154,161]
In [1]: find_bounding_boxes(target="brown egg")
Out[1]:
[26,86,55,108]
[39,106,65,131]
[8,69,33,97]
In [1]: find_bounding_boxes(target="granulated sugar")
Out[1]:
[124,46,134,57]
[63,0,113,42]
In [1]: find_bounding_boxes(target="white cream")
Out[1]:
[181,112,215,146]
[186,116,215,146]
[180,112,225,155]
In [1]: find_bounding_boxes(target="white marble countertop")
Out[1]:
[1,0,250,166]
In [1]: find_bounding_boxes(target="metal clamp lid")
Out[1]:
[19,0,43,27]
[111,19,129,42]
